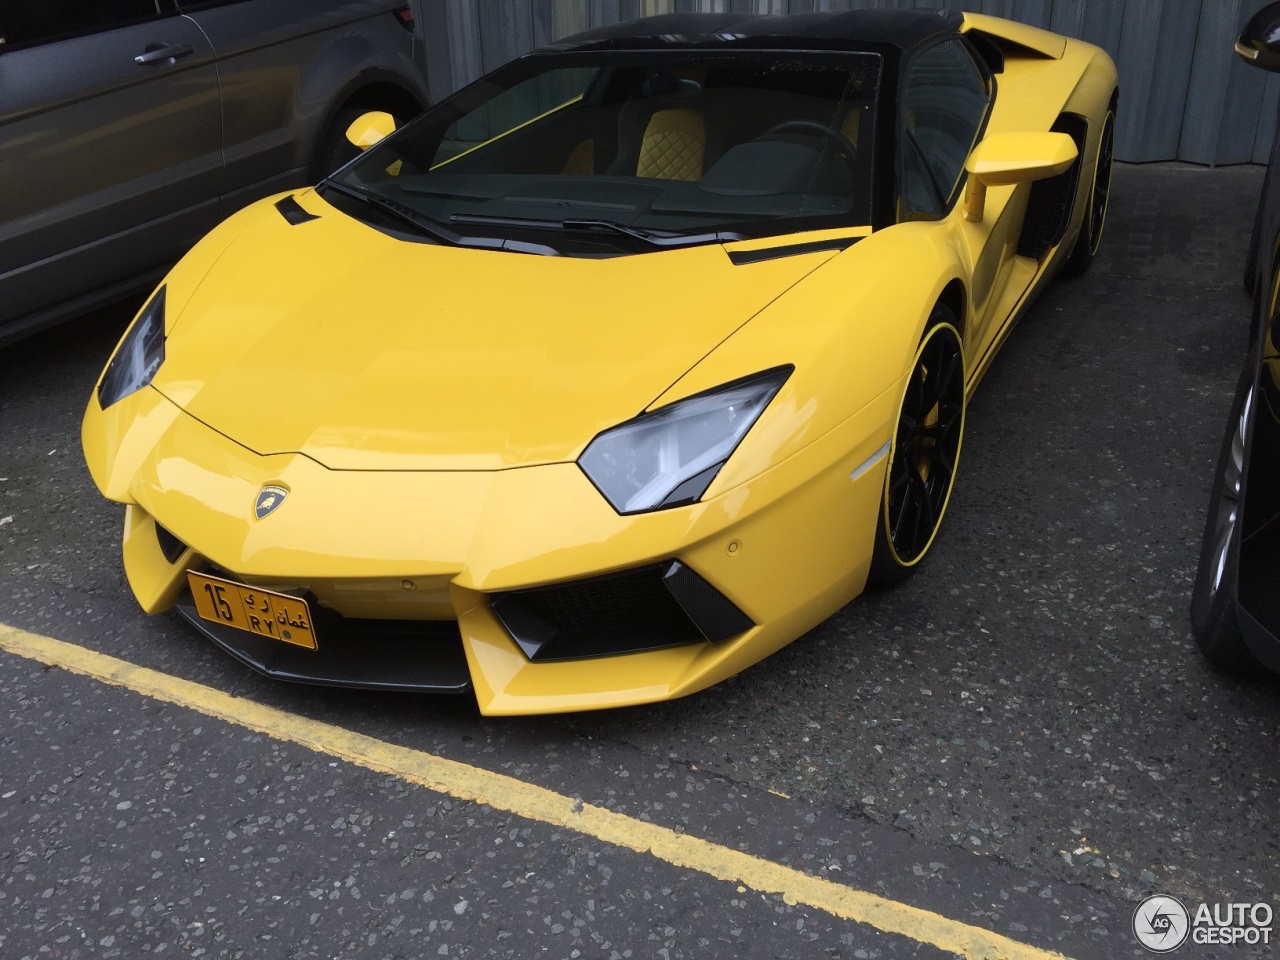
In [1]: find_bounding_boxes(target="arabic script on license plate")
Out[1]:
[187,571,317,650]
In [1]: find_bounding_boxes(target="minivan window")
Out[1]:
[0,1,167,50]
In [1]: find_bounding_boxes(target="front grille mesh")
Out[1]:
[527,565,681,636]
[490,561,751,662]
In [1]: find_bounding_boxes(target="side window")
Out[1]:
[0,1,165,50]
[901,133,943,218]
[899,40,991,218]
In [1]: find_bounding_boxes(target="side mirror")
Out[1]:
[345,111,396,151]
[962,132,1078,223]
[1238,1,1280,71]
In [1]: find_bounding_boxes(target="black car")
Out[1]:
[1191,2,1280,672]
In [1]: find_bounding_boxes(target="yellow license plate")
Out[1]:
[187,571,317,650]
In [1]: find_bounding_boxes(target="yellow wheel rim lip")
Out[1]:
[1086,110,1116,258]
[882,322,966,569]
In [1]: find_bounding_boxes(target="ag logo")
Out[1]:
[254,484,289,520]
[1133,895,1190,953]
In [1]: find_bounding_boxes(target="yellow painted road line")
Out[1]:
[0,623,1071,960]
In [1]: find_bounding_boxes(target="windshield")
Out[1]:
[328,50,881,256]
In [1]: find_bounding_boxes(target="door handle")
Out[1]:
[134,43,195,65]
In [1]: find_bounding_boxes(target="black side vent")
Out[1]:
[275,195,319,225]
[1017,113,1087,261]
[154,523,186,564]
[490,561,753,662]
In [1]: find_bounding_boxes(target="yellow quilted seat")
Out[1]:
[636,108,705,181]
[841,107,861,144]
[561,139,595,175]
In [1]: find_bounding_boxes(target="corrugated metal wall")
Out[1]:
[415,0,1280,164]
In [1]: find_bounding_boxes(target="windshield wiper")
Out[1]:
[320,180,462,246]
[564,218,748,246]
[318,182,562,255]
[448,214,745,249]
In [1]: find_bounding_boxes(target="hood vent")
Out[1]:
[275,196,319,225]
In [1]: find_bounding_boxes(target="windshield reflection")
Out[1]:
[329,51,881,256]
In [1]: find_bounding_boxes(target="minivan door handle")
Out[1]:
[134,43,195,66]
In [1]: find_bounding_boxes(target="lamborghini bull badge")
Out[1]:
[255,485,289,520]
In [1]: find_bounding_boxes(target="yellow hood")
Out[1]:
[153,192,834,471]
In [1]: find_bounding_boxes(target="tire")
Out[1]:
[868,309,966,587]
[1189,352,1257,670]
[1062,107,1115,277]
[1244,211,1261,298]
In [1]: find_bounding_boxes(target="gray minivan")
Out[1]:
[0,0,431,345]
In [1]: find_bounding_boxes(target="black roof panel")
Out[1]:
[545,11,961,54]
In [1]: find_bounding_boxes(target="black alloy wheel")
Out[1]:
[1208,388,1250,601]
[1086,110,1115,256]
[869,314,965,585]
[1190,360,1256,668]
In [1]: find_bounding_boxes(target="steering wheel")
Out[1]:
[761,120,860,178]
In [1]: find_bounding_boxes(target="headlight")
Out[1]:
[98,287,166,409]
[578,366,792,514]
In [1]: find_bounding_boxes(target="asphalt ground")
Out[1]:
[1,162,1278,959]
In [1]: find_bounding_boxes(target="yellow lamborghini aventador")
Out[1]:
[82,10,1117,714]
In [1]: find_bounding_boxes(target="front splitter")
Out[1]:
[175,594,472,694]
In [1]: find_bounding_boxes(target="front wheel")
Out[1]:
[868,313,966,586]
[1189,353,1257,669]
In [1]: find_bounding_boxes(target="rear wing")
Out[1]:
[961,12,1066,60]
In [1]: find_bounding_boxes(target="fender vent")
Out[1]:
[1017,113,1087,261]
